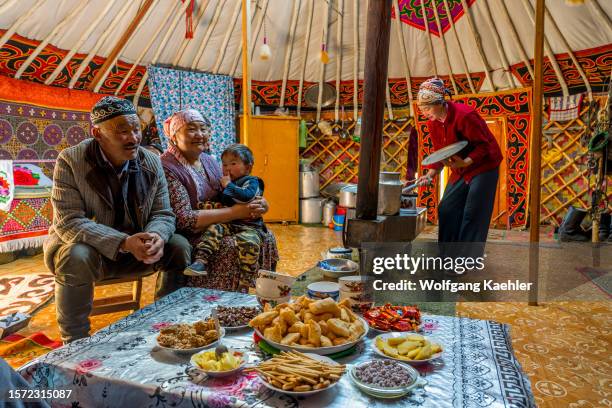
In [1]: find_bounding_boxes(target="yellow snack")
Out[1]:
[431,343,443,354]
[327,318,351,338]
[388,337,408,346]
[264,325,282,343]
[309,298,341,316]
[193,350,241,372]
[281,332,301,345]
[332,337,348,346]
[249,311,278,328]
[320,335,333,347]
[397,340,421,355]
[405,334,425,342]
[382,343,399,358]
[318,320,329,336]
[288,321,304,334]
[407,347,420,359]
[308,320,322,347]
[280,308,299,326]
[415,344,432,360]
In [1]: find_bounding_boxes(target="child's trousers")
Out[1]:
[195,223,262,289]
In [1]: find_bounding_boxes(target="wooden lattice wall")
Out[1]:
[540,96,611,226]
[300,118,415,189]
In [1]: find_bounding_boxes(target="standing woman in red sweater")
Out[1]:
[416,78,503,251]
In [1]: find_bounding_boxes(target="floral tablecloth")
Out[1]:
[19,288,535,407]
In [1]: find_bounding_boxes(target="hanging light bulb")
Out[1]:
[564,0,584,5]
[259,36,271,60]
[319,43,330,64]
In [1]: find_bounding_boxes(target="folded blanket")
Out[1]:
[0,160,14,212]
[548,94,583,122]
[13,164,52,188]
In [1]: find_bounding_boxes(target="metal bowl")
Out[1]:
[317,258,359,278]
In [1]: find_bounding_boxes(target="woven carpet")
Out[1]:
[0,332,61,368]
[0,272,54,315]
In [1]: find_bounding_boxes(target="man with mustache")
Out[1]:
[43,96,191,343]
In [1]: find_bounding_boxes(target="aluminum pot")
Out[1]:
[339,184,357,208]
[300,197,325,224]
[378,172,402,216]
[299,170,320,198]
[322,199,337,226]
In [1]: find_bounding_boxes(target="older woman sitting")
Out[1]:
[160,109,278,292]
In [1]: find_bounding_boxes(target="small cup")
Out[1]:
[256,295,291,309]
[256,277,292,298]
[338,275,370,293]
[307,281,340,301]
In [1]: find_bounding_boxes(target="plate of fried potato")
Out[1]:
[156,319,225,353]
[248,350,345,396]
[248,296,368,355]
[373,332,443,364]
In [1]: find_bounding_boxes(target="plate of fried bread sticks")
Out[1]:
[247,350,346,396]
[248,296,368,355]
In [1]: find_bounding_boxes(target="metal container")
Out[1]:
[378,172,402,216]
[299,171,320,198]
[300,197,325,223]
[322,199,337,225]
[339,184,357,208]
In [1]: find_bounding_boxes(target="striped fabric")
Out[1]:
[548,94,584,122]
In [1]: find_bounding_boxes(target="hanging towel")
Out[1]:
[0,160,14,212]
[548,94,583,122]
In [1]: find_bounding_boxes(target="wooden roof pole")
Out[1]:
[0,0,46,50]
[317,0,331,122]
[88,0,155,91]
[15,0,89,79]
[431,1,458,94]
[520,0,568,97]
[241,0,253,144]
[333,0,344,121]
[192,0,227,69]
[133,0,193,106]
[352,0,359,118]
[480,0,517,89]
[70,0,136,89]
[356,0,392,220]
[544,5,592,99]
[528,0,545,306]
[442,0,474,93]
[297,0,315,117]
[392,0,414,116]
[114,2,178,96]
[172,1,211,67]
[279,0,301,109]
[45,0,119,85]
[459,0,495,91]
[587,0,612,35]
[95,1,161,93]
[230,0,263,77]
[420,0,438,77]
[213,0,243,73]
[496,0,534,81]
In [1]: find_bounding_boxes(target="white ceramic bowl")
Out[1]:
[254,316,369,355]
[256,277,292,298]
[190,347,248,377]
[350,360,426,398]
[307,281,340,301]
[257,353,342,396]
[338,275,369,293]
[256,295,291,309]
[257,269,296,285]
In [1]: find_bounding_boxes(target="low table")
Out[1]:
[19,288,535,407]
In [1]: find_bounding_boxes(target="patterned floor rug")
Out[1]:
[0,272,54,316]
[0,332,62,368]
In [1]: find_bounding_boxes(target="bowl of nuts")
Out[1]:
[349,359,426,399]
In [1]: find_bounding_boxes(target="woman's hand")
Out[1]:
[248,197,268,219]
[444,155,473,169]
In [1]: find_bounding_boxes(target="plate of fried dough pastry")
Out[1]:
[248,296,368,355]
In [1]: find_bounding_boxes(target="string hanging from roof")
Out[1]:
[259,13,271,60]
[183,0,195,38]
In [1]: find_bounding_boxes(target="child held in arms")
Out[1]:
[185,144,267,286]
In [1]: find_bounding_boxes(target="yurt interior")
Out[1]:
[0,0,610,407]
